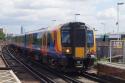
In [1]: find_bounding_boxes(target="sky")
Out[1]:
[0,0,125,34]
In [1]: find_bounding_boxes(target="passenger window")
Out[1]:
[47,34,50,46]
[37,32,42,46]
[43,34,46,46]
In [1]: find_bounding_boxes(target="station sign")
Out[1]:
[112,41,123,48]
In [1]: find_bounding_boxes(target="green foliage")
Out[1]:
[0,32,5,40]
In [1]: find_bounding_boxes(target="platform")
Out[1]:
[98,61,125,70]
[97,61,125,81]
[0,57,6,68]
[0,42,9,69]
[0,51,10,69]
[0,55,21,83]
[0,45,21,83]
[0,70,21,83]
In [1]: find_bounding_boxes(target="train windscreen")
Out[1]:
[73,29,86,46]
[87,30,94,47]
[61,30,70,44]
[61,24,86,46]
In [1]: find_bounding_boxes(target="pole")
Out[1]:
[117,4,119,40]
[74,14,80,22]
[117,2,124,40]
[52,20,56,26]
[123,41,125,63]
[109,41,112,63]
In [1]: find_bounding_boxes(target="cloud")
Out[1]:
[14,0,72,9]
[97,7,117,19]
[0,0,124,34]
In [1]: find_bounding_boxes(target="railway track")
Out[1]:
[6,46,83,83]
[80,71,110,83]
[5,45,114,83]
[2,46,56,83]
[0,46,10,69]
[32,60,108,83]
[30,61,82,83]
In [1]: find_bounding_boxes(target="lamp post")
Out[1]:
[51,20,56,27]
[74,14,80,22]
[52,20,56,22]
[117,2,124,40]
[52,20,56,24]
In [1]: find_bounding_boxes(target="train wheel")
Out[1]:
[48,57,57,68]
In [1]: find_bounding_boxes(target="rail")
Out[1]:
[0,46,10,69]
[4,46,56,83]
[81,71,110,83]
[32,61,82,83]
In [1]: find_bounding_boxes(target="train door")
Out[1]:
[42,32,48,64]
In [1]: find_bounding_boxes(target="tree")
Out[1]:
[0,32,5,40]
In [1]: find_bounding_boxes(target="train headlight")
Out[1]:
[90,54,95,59]
[66,49,70,53]
[63,47,72,54]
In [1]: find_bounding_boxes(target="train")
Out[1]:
[9,22,96,71]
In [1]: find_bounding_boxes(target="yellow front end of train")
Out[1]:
[56,22,96,69]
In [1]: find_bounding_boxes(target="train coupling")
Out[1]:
[75,59,83,68]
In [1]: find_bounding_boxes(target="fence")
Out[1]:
[96,40,125,63]
[109,40,125,63]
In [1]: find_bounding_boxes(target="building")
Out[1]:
[96,33,125,59]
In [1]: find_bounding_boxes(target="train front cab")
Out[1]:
[61,22,96,70]
[83,30,96,69]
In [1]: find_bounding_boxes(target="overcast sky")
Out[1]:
[0,0,125,34]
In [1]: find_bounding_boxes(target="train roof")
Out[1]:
[62,22,85,27]
[13,25,62,37]
[26,25,62,34]
[13,22,93,37]
[63,22,92,30]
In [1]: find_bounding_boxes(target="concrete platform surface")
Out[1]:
[0,58,6,68]
[97,61,125,81]
[0,44,21,83]
[0,70,21,83]
[98,61,125,70]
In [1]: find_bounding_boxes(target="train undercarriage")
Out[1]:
[9,44,95,72]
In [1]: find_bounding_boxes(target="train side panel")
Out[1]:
[9,22,96,71]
